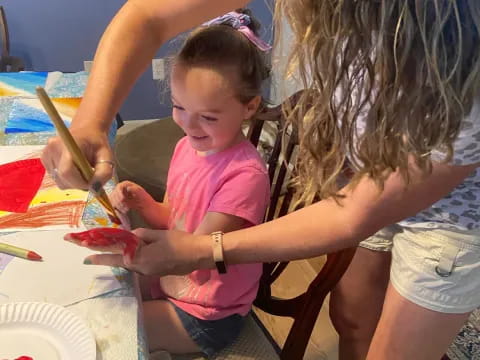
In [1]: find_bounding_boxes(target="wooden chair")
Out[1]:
[150,91,356,360]
[0,6,25,72]
[247,91,356,359]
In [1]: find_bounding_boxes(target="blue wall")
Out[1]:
[4,0,273,120]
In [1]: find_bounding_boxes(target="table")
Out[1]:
[0,71,148,360]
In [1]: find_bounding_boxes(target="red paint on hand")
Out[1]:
[67,227,138,258]
[15,356,34,360]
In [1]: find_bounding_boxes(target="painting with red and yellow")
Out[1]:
[0,145,88,231]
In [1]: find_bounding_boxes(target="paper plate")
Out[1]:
[0,302,96,360]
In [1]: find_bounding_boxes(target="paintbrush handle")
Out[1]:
[36,87,94,182]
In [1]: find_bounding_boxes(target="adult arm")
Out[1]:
[83,160,479,275]
[41,0,248,189]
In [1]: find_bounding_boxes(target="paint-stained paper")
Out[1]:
[0,230,123,305]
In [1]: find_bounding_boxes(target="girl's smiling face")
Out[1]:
[170,64,260,155]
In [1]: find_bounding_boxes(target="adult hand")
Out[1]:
[68,228,212,276]
[40,125,114,190]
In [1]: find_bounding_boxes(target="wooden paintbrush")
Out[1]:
[36,86,121,225]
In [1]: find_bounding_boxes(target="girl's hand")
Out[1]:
[65,227,139,263]
[111,181,155,214]
[71,228,213,276]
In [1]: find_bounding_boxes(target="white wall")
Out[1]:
[270,19,307,105]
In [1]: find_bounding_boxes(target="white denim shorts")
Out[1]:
[360,225,480,313]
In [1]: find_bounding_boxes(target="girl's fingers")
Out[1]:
[122,183,130,196]
[64,233,124,253]
[111,193,129,214]
[83,253,125,267]
[118,202,129,214]
[117,211,131,231]
[110,191,120,208]
[111,185,130,214]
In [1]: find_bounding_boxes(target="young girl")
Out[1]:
[109,10,271,358]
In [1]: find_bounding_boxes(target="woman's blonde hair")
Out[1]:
[276,0,480,202]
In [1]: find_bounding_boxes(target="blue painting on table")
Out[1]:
[0,72,48,97]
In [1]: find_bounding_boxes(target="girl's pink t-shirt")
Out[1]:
[158,137,270,320]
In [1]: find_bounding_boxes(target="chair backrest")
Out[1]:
[0,6,25,72]
[248,90,356,360]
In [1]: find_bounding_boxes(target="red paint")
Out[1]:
[67,228,138,258]
[27,251,42,261]
[15,356,33,360]
[0,158,45,213]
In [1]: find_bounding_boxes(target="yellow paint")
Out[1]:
[0,187,87,216]
[31,186,87,205]
[95,217,109,226]
[0,88,18,96]
[52,98,81,118]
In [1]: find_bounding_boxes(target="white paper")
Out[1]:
[0,145,44,161]
[0,230,123,305]
[69,297,139,360]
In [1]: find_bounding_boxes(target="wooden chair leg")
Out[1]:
[281,292,326,360]
[280,248,357,360]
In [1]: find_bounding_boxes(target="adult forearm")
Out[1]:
[221,199,364,265]
[72,2,160,132]
[215,161,480,267]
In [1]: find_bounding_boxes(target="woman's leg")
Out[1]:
[144,299,202,353]
[367,283,470,360]
[329,246,391,360]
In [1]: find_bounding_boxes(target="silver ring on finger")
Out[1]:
[96,159,115,169]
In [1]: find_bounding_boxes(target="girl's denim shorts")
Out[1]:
[171,302,246,358]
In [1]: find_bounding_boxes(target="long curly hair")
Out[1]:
[275,0,480,202]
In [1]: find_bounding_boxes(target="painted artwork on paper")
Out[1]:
[5,97,81,133]
[0,71,48,97]
[0,158,45,212]
[0,146,88,231]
